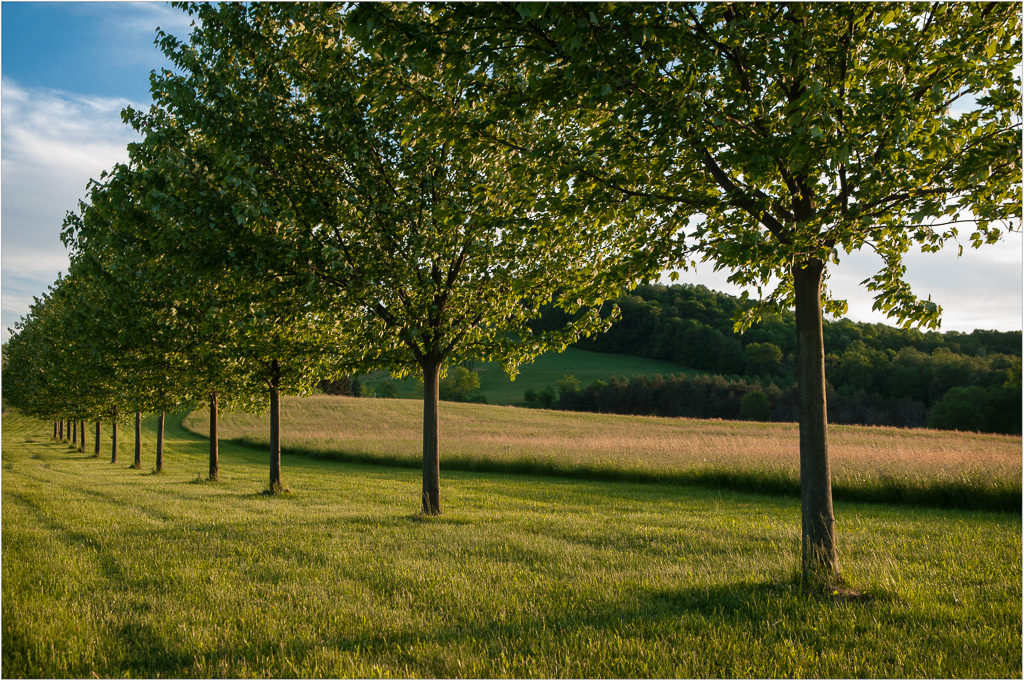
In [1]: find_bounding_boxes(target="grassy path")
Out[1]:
[3,410,1021,677]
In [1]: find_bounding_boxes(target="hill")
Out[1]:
[359,347,696,405]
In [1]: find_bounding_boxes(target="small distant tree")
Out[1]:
[740,390,773,422]
[926,386,989,433]
[376,380,402,400]
[439,367,480,402]
[557,374,582,398]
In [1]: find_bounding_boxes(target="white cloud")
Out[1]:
[666,233,1023,333]
[1,79,140,339]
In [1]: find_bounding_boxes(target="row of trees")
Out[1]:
[4,3,668,512]
[525,371,1022,435]
[2,3,1018,585]
[563,283,1022,361]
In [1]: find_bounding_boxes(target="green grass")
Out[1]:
[184,395,1023,513]
[360,347,695,404]
[3,409,1021,677]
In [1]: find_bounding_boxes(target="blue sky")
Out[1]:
[1,2,1021,342]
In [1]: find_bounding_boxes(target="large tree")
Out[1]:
[353,2,1022,579]
[142,2,673,514]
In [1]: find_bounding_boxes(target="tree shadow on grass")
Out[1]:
[180,577,896,678]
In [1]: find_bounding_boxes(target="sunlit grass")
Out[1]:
[3,410,1021,677]
[184,395,1023,511]
[3,410,1020,677]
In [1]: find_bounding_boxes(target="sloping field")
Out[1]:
[183,395,1022,511]
[3,410,1021,677]
[360,347,695,404]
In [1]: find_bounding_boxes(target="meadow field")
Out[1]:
[184,395,1022,511]
[359,347,694,403]
[3,406,1021,677]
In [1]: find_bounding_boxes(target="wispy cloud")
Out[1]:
[1,79,139,339]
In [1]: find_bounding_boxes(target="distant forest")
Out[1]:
[530,283,1022,434]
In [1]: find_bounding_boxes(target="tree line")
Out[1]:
[530,283,1021,433]
[2,3,1019,585]
[526,370,1021,435]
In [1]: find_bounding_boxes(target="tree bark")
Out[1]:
[209,391,219,481]
[94,421,101,457]
[79,420,86,452]
[134,412,143,468]
[421,358,442,515]
[793,259,840,584]
[111,414,118,464]
[269,360,283,492]
[59,419,64,440]
[72,419,77,445]
[156,412,165,472]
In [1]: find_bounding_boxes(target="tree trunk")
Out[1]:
[793,259,840,585]
[269,360,283,492]
[94,421,101,457]
[53,421,57,439]
[421,358,442,515]
[156,412,165,472]
[209,391,219,481]
[111,414,118,464]
[79,420,86,452]
[134,412,143,468]
[72,419,77,445]
[59,419,64,440]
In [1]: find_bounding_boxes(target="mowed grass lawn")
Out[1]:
[186,395,1023,511]
[3,409,1021,678]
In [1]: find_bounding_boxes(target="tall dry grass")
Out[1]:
[184,395,1022,510]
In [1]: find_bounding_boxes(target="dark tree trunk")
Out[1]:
[156,412,165,472]
[59,419,64,440]
[269,360,283,492]
[134,412,142,468]
[111,414,118,464]
[72,419,77,445]
[79,420,86,452]
[94,421,101,457]
[421,358,442,515]
[793,259,840,584]
[209,391,219,481]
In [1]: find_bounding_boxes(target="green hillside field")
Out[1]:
[359,347,697,404]
[3,408,1020,677]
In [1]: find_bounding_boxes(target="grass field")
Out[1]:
[184,395,1023,512]
[3,409,1021,677]
[359,347,694,404]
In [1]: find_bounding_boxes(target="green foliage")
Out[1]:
[740,391,773,422]
[439,366,481,402]
[549,282,1020,424]
[375,380,402,400]
[744,343,784,377]
[556,374,581,396]
[927,385,1023,435]
[523,385,557,410]
[354,3,1020,328]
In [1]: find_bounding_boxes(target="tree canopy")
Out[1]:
[350,1,1022,580]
